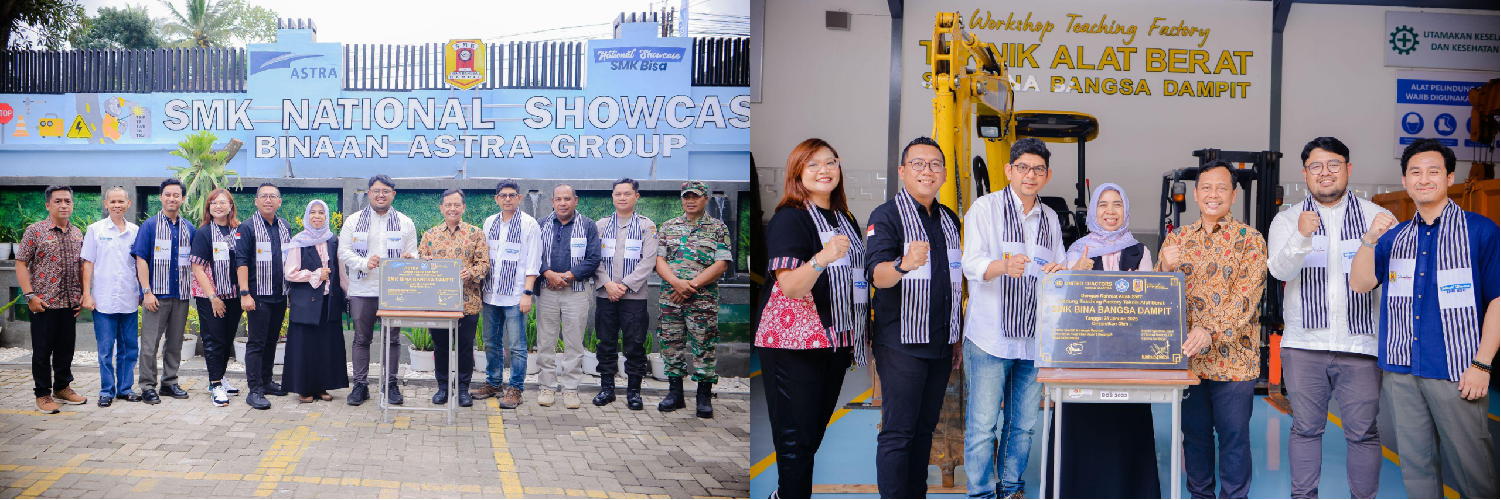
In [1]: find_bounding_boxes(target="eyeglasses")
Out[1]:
[368,189,394,196]
[1011,162,1048,177]
[257,193,280,199]
[496,193,519,199]
[804,158,841,173]
[210,201,233,207]
[905,159,946,173]
[1304,160,1345,175]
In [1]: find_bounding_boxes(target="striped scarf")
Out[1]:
[805,203,869,366]
[997,186,1053,338]
[351,205,403,279]
[206,224,236,298]
[892,189,962,345]
[1385,200,1479,382]
[484,211,525,296]
[250,214,291,296]
[1298,194,1377,335]
[539,212,593,292]
[150,211,192,298]
[601,212,647,283]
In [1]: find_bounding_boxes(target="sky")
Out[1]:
[71,0,749,45]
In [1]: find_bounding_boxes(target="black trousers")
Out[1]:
[244,297,287,394]
[595,297,649,378]
[873,344,952,499]
[431,314,478,386]
[759,345,853,499]
[196,297,243,383]
[31,308,77,397]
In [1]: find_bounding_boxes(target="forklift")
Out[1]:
[1158,149,1289,407]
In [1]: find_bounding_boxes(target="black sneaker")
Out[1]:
[346,383,369,406]
[264,382,289,397]
[432,387,449,405]
[246,391,271,410]
[458,384,473,408]
[142,389,161,405]
[161,384,190,399]
[121,392,142,403]
[97,395,113,407]
[387,383,404,406]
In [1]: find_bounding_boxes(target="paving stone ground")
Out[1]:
[0,363,749,499]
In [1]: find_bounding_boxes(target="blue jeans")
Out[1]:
[1182,379,1255,499]
[963,339,1041,498]
[93,312,139,398]
[482,303,528,391]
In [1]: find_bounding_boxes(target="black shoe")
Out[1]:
[593,378,616,406]
[695,381,714,419]
[247,392,271,410]
[346,383,369,406]
[161,384,189,399]
[458,384,473,408]
[98,395,113,407]
[657,377,685,412]
[264,382,289,397]
[387,383,404,406]
[121,392,142,403]
[432,387,449,405]
[142,389,161,405]
[625,375,644,411]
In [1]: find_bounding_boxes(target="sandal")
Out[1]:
[298,394,314,404]
[318,392,333,401]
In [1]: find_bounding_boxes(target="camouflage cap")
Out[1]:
[680,180,708,196]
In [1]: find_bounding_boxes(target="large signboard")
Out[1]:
[1037,271,1187,370]
[1395,70,1498,161]
[1385,12,1498,72]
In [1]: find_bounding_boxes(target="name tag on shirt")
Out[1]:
[212,242,230,262]
[1339,239,1360,274]
[386,234,403,253]
[256,241,273,262]
[1387,259,1416,297]
[818,231,850,268]
[948,248,963,284]
[499,241,522,262]
[153,239,172,261]
[178,253,189,267]
[1437,268,1476,310]
[852,279,869,305]
[624,239,643,260]
[570,237,587,258]
[352,232,369,251]
[1304,237,1328,268]
[603,238,616,255]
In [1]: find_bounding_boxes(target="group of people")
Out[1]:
[755,136,1498,499]
[21,174,734,421]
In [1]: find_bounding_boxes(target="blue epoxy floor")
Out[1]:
[750,354,1500,499]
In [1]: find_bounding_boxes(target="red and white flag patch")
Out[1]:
[866,224,875,237]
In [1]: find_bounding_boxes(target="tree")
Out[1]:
[2,0,88,49]
[156,0,275,48]
[168,130,242,225]
[71,4,162,50]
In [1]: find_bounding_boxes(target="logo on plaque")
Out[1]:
[1114,279,1129,292]
[1133,279,1145,292]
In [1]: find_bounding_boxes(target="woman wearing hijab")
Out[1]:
[281,200,350,403]
[1042,183,1162,499]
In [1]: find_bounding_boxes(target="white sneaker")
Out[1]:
[222,380,240,395]
[537,389,555,407]
[562,391,581,409]
[211,384,230,407]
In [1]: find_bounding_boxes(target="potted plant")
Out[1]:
[0,293,24,335]
[180,306,200,360]
[231,310,287,364]
[581,327,599,376]
[647,331,667,381]
[405,328,435,372]
[0,224,15,260]
[525,308,541,376]
[473,317,487,373]
[168,130,241,225]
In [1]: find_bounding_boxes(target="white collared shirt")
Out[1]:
[481,211,543,307]
[1266,192,1391,356]
[961,188,1066,360]
[81,217,140,314]
[337,208,419,298]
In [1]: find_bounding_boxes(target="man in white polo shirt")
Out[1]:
[81,186,141,407]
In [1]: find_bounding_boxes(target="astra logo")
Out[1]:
[250,51,326,75]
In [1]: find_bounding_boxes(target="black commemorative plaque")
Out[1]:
[378,258,463,312]
[1036,270,1187,369]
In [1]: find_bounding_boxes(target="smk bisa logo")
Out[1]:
[1115,279,1129,292]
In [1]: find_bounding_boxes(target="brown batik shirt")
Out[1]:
[418,222,491,316]
[17,218,85,309]
[1156,214,1268,381]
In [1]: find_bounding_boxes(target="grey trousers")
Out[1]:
[1381,371,1499,499]
[137,297,189,390]
[1282,347,1383,499]
[535,287,590,392]
[349,296,400,385]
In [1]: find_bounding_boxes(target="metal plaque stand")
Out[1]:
[376,310,463,425]
[1037,368,1200,500]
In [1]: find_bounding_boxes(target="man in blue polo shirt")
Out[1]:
[1351,138,1498,499]
[131,178,196,405]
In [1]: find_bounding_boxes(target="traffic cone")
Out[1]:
[11,114,27,137]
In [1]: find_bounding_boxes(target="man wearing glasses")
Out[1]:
[472,180,542,409]
[338,175,419,406]
[1266,137,1391,498]
[959,138,1065,499]
[235,182,292,409]
[863,137,964,498]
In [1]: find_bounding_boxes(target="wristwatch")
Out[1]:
[239,289,250,297]
[810,256,826,273]
[893,256,910,274]
[523,290,534,296]
[1361,238,1378,249]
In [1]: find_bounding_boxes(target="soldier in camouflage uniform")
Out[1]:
[654,181,734,418]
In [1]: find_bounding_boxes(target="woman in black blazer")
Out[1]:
[281,200,350,403]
